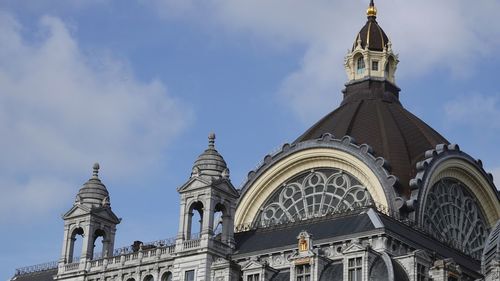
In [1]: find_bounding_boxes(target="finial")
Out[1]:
[208,132,216,149]
[367,0,377,18]
[92,162,100,178]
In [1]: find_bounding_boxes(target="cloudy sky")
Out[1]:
[1,0,500,279]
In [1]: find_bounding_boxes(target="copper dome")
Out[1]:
[295,79,449,197]
[352,10,389,51]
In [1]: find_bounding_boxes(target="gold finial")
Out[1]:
[366,0,377,17]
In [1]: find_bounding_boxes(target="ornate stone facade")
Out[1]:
[10,2,500,281]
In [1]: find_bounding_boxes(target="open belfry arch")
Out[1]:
[11,2,500,281]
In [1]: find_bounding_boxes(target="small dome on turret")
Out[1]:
[352,1,389,52]
[192,133,229,179]
[75,163,110,207]
[345,1,398,84]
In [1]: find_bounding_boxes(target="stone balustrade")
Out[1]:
[17,236,230,277]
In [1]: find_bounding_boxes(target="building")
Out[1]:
[11,1,500,281]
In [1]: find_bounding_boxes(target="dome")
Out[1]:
[192,133,229,178]
[76,163,110,207]
[295,79,449,197]
[352,3,389,51]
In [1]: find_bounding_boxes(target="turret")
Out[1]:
[58,163,120,272]
[176,133,239,247]
[344,0,399,84]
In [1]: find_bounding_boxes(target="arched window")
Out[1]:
[422,178,488,260]
[213,204,226,238]
[69,227,84,263]
[161,272,172,281]
[144,275,154,281]
[258,168,371,227]
[385,56,395,80]
[188,201,204,240]
[356,56,365,75]
[92,229,106,259]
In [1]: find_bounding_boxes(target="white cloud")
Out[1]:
[0,13,192,223]
[145,0,500,122]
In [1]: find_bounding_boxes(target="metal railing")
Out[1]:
[14,260,58,276]
[235,202,383,232]
[15,236,179,276]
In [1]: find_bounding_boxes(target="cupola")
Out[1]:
[75,163,110,207]
[191,133,230,179]
[344,0,398,84]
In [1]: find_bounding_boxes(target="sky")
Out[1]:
[1,0,500,279]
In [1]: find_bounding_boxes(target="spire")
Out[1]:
[367,0,377,18]
[208,132,216,149]
[92,162,100,178]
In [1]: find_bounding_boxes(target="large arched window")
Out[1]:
[143,275,154,281]
[356,56,365,75]
[422,178,489,260]
[257,168,372,227]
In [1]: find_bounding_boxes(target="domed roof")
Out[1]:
[352,2,389,52]
[192,133,229,178]
[76,163,110,207]
[295,79,449,197]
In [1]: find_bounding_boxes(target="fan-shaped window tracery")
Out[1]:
[257,169,372,226]
[423,178,489,260]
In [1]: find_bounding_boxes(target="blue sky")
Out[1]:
[1,0,500,279]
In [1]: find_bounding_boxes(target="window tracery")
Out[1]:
[257,169,371,226]
[423,178,489,260]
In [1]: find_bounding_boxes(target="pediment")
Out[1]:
[63,204,120,224]
[212,179,239,198]
[91,207,121,224]
[178,177,239,198]
[343,243,366,254]
[242,260,265,270]
[63,204,91,219]
[177,177,212,193]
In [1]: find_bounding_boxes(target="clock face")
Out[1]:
[423,178,489,260]
[257,168,372,227]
